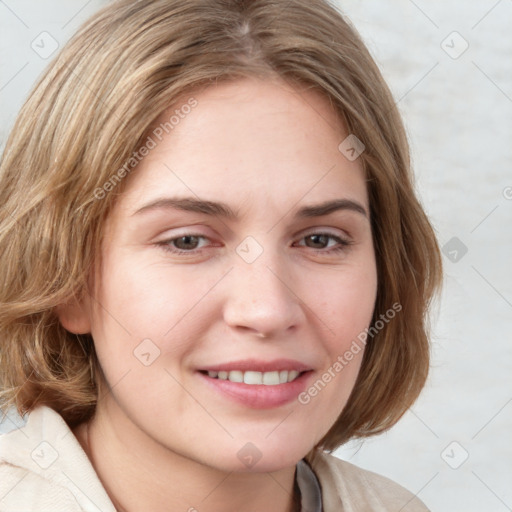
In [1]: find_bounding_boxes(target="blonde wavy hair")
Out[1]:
[0,0,442,450]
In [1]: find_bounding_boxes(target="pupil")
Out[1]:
[175,235,199,250]
[308,234,327,248]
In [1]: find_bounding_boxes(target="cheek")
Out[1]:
[87,259,198,418]
[316,261,377,351]
[298,287,375,437]
[88,253,221,373]
[293,255,376,393]
[99,260,185,331]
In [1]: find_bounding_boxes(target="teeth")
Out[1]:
[229,370,243,383]
[288,370,299,381]
[209,369,302,385]
[262,371,280,385]
[244,371,262,385]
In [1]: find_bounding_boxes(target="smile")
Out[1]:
[197,359,314,409]
[202,369,302,385]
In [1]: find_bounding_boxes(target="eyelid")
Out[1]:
[153,226,213,242]
[155,226,349,243]
[296,226,352,241]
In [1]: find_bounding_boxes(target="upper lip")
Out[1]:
[197,358,312,373]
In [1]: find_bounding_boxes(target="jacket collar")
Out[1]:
[0,405,116,511]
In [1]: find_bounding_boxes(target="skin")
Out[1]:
[59,77,378,512]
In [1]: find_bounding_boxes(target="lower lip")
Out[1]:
[197,371,313,409]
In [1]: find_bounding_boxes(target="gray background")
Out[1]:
[1,1,511,510]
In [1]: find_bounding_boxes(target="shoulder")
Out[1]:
[305,449,430,512]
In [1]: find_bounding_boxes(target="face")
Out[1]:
[62,77,377,473]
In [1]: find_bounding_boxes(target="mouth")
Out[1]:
[196,359,314,409]
[198,369,305,385]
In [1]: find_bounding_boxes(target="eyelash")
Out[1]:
[156,232,352,255]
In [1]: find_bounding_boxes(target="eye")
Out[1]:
[155,231,351,256]
[157,234,210,254]
[295,232,351,253]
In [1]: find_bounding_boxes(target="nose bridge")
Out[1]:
[222,238,303,336]
[237,257,289,305]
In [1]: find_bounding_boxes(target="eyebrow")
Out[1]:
[132,197,368,219]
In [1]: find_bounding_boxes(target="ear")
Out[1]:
[55,296,91,335]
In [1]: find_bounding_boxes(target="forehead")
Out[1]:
[116,77,367,217]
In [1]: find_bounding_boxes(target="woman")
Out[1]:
[0,0,442,510]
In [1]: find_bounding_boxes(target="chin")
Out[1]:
[219,438,316,474]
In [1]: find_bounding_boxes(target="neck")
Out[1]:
[73,399,301,512]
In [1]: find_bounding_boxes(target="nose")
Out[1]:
[222,251,305,339]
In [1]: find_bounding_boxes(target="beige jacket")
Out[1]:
[0,405,429,511]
